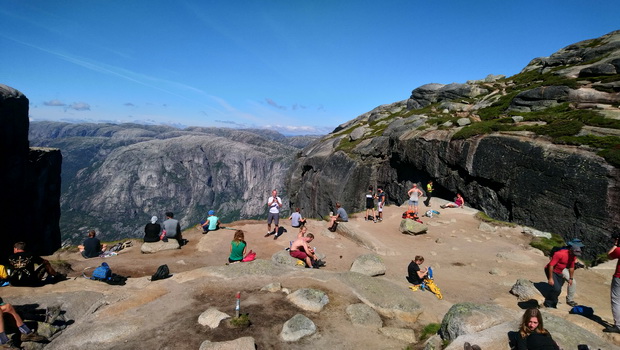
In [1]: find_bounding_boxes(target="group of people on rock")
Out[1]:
[142,212,187,246]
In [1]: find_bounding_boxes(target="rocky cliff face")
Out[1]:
[29,122,318,244]
[287,30,620,258]
[0,85,61,259]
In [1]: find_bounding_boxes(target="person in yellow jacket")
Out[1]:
[424,180,433,207]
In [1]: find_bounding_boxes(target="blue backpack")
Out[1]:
[92,262,112,281]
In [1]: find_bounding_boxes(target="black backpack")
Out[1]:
[151,264,171,281]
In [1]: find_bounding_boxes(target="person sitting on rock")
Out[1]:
[78,230,107,258]
[288,207,307,228]
[144,216,161,243]
[163,211,185,246]
[289,233,317,268]
[0,299,48,347]
[328,202,348,232]
[515,308,560,350]
[441,193,464,209]
[200,210,221,234]
[7,242,65,287]
[228,230,247,264]
[406,255,428,285]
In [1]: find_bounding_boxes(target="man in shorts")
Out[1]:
[0,299,47,347]
[365,186,377,223]
[266,189,282,237]
[376,187,386,222]
[289,233,317,268]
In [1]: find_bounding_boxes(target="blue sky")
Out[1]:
[2,1,619,135]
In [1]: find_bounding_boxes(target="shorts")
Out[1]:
[267,212,280,225]
[378,203,384,212]
[409,200,418,206]
[290,250,308,260]
[365,198,374,209]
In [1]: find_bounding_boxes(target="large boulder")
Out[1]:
[439,302,518,342]
[350,254,387,276]
[280,314,317,342]
[199,337,256,350]
[141,240,180,253]
[400,220,428,235]
[346,303,383,328]
[286,288,329,312]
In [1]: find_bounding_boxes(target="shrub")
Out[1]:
[420,323,441,340]
[530,234,566,256]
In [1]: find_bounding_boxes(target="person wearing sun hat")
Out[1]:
[200,210,221,234]
[543,238,583,308]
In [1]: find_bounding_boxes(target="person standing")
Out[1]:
[265,189,282,237]
[605,235,620,333]
[407,183,423,214]
[163,212,184,246]
[543,244,581,308]
[424,180,434,207]
[365,186,377,223]
[376,187,386,222]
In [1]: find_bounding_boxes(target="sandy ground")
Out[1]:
[3,198,619,349]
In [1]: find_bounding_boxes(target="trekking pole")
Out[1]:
[235,291,240,318]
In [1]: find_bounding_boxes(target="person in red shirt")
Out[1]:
[604,236,620,333]
[543,244,581,308]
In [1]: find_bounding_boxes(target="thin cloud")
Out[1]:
[215,120,246,127]
[263,124,329,135]
[124,102,135,107]
[68,102,91,111]
[44,99,66,107]
[265,98,286,110]
[292,103,307,111]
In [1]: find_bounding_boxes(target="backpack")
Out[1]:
[92,262,112,281]
[151,264,171,281]
[569,305,594,317]
[402,211,418,220]
[0,265,8,280]
[549,246,568,258]
[275,227,287,238]
[242,250,257,262]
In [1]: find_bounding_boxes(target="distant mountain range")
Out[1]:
[29,122,320,245]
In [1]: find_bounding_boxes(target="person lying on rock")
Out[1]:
[289,233,318,268]
[441,193,464,209]
[228,230,247,264]
[407,255,428,285]
[328,202,348,232]
[7,242,66,287]
[201,210,221,234]
[0,299,48,347]
[78,230,107,258]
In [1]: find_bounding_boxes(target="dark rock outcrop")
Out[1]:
[286,30,620,259]
[0,85,61,259]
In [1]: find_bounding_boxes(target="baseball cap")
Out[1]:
[208,210,215,215]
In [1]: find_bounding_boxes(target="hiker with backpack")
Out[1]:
[6,242,65,287]
[0,299,48,347]
[228,230,247,264]
[78,230,107,258]
[544,241,582,308]
[328,202,348,232]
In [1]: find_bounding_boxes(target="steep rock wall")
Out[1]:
[0,85,61,259]
[287,128,619,259]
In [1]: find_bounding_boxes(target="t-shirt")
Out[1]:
[516,332,560,350]
[291,212,302,227]
[426,183,433,193]
[409,189,420,201]
[610,247,620,278]
[83,237,102,258]
[408,261,424,285]
[337,207,348,222]
[365,193,374,207]
[268,196,282,214]
[229,241,246,261]
[546,249,576,274]
[207,215,219,230]
[377,192,386,205]
[163,218,180,237]
[7,252,44,286]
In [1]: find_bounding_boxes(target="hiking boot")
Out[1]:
[464,343,473,350]
[604,326,620,333]
[21,331,48,342]
[543,302,557,309]
[566,300,578,307]
[0,340,18,349]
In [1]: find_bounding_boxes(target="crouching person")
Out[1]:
[289,233,317,268]
[0,300,47,347]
